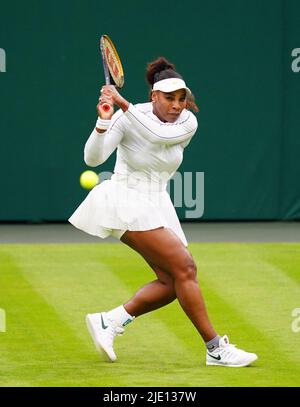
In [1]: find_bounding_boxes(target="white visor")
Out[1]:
[152,78,191,95]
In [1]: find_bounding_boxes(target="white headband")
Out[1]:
[153,78,191,94]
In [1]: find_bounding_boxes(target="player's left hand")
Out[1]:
[97,87,114,119]
[101,85,127,109]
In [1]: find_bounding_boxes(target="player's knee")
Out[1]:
[173,255,197,281]
[158,274,174,287]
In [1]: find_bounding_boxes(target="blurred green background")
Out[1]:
[0,0,299,221]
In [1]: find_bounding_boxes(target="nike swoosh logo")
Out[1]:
[208,353,221,360]
[100,314,108,329]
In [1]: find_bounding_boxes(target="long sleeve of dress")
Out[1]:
[125,103,198,145]
[84,110,125,167]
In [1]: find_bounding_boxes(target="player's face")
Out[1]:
[152,89,187,122]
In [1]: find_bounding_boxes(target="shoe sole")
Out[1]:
[85,314,115,363]
[206,355,258,367]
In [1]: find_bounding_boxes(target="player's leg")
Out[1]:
[121,227,217,341]
[121,227,257,367]
[85,249,176,362]
[123,260,176,317]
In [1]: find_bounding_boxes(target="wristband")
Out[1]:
[96,117,111,131]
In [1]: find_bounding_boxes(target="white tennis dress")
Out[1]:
[69,103,198,246]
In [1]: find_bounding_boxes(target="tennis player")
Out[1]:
[69,57,257,367]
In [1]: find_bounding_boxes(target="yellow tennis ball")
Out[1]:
[80,170,99,190]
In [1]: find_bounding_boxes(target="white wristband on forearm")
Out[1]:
[96,117,111,131]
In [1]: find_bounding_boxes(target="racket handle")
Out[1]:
[101,103,111,112]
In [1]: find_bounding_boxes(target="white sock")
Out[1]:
[106,305,135,327]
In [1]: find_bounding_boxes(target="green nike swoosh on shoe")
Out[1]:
[86,313,120,362]
[100,313,108,329]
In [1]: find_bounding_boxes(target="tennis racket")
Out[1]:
[99,34,124,112]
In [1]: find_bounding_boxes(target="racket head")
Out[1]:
[100,35,124,88]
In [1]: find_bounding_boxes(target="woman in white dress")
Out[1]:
[69,57,257,367]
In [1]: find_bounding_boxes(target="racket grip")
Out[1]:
[101,103,111,112]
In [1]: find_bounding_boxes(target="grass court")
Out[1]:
[1,242,300,386]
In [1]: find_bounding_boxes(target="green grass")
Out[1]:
[0,242,300,387]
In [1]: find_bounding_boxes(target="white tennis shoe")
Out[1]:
[206,335,258,367]
[86,312,124,362]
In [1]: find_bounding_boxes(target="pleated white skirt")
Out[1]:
[68,174,187,246]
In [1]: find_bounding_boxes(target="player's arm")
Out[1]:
[84,97,125,167]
